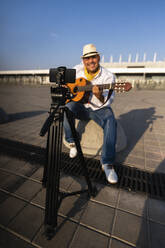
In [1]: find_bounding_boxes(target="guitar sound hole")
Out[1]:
[73,86,78,93]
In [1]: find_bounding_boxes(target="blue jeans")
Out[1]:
[64,102,117,165]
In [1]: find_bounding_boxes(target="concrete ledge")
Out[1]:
[63,119,127,155]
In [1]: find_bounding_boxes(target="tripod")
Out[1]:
[40,93,97,240]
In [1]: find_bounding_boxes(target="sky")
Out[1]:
[0,0,165,70]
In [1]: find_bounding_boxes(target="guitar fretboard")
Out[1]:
[77,84,113,92]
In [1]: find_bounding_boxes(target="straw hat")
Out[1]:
[81,44,99,58]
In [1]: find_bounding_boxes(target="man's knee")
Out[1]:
[66,101,78,112]
[102,108,115,121]
[65,102,88,120]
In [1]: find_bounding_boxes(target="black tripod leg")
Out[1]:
[64,107,97,197]
[42,129,50,187]
[44,108,64,239]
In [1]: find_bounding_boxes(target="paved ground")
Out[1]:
[0,84,165,248]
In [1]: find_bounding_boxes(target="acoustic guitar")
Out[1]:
[66,77,132,103]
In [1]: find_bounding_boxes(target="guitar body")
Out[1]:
[67,78,90,103]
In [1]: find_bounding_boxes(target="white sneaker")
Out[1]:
[102,164,118,184]
[69,143,77,158]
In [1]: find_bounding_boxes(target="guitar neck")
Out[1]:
[77,84,112,92]
[72,78,132,94]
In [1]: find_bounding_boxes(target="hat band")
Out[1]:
[83,51,99,58]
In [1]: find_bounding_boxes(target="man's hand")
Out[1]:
[92,85,104,103]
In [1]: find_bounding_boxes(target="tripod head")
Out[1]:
[40,66,76,136]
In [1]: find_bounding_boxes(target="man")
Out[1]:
[64,44,118,184]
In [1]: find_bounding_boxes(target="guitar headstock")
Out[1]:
[114,82,132,93]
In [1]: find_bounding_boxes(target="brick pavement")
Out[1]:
[0,84,165,248]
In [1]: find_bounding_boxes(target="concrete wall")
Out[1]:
[0,74,49,85]
[131,79,165,90]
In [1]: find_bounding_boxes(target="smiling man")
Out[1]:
[64,44,118,184]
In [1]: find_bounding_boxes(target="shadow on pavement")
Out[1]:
[0,108,46,124]
[117,107,163,163]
